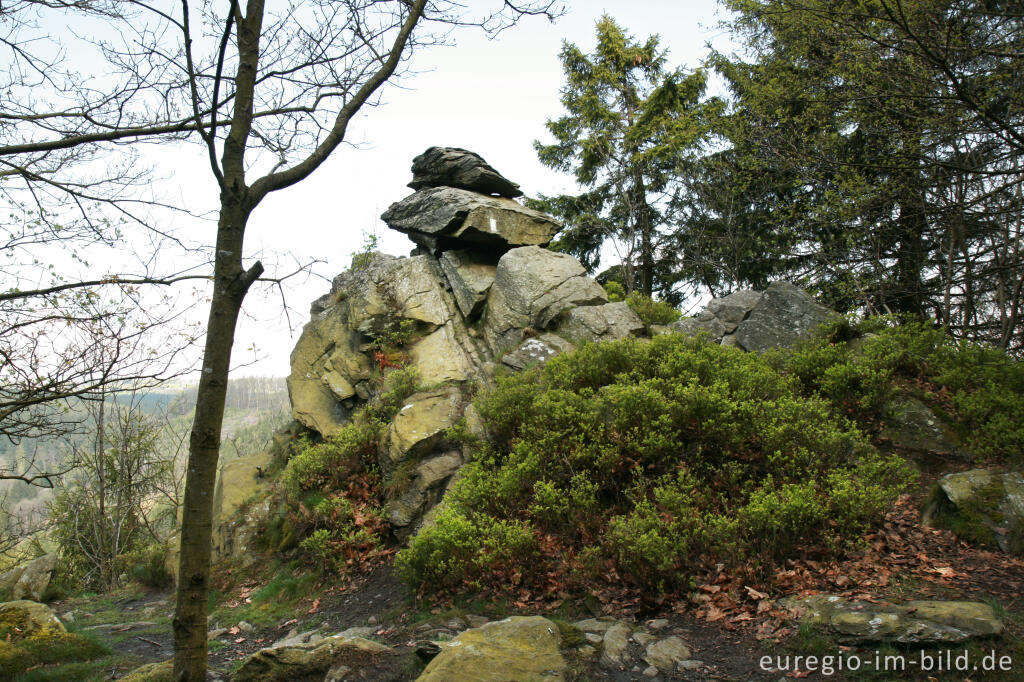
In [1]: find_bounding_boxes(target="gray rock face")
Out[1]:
[733,281,838,351]
[880,397,964,457]
[501,334,576,371]
[386,451,463,534]
[671,281,837,351]
[485,246,608,354]
[408,146,523,198]
[923,468,1024,553]
[556,301,645,344]
[783,595,1003,644]
[381,187,560,254]
[439,249,497,320]
[0,553,56,601]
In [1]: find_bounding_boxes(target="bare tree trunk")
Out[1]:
[172,199,262,681]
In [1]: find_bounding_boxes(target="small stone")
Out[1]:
[445,617,467,631]
[644,636,692,671]
[324,664,352,682]
[237,620,254,633]
[633,631,656,647]
[573,618,615,633]
[643,665,660,678]
[208,628,227,640]
[647,618,670,631]
[337,626,375,639]
[679,659,704,671]
[584,632,603,645]
[601,622,632,668]
[367,615,378,625]
[464,614,489,628]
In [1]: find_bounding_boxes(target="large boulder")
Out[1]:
[233,634,396,682]
[0,553,56,602]
[732,281,839,351]
[880,396,965,457]
[554,301,645,345]
[408,147,523,198]
[923,468,1024,553]
[381,187,560,254]
[417,616,567,681]
[386,451,463,536]
[485,246,608,355]
[783,595,1002,644]
[0,601,65,636]
[671,281,838,351]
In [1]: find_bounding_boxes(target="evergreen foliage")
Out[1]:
[533,16,718,301]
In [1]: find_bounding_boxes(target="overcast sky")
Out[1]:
[159,0,736,377]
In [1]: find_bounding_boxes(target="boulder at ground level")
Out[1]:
[923,468,1024,553]
[783,595,1002,644]
[233,634,395,682]
[119,659,174,682]
[0,600,65,636]
[0,553,56,601]
[417,616,567,681]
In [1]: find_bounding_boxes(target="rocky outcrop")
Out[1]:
[923,468,1024,553]
[417,616,567,681]
[783,594,1003,644]
[275,148,845,547]
[670,281,839,351]
[0,553,56,601]
[280,149,650,539]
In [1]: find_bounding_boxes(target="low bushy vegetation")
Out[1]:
[0,608,110,680]
[397,318,1024,600]
[603,282,682,326]
[269,368,421,576]
[398,332,916,598]
[774,318,1024,463]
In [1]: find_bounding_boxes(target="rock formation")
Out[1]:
[286,147,645,537]
[264,148,844,549]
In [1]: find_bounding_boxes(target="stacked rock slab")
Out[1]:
[286,148,644,538]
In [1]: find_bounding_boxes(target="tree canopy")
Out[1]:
[534,15,716,302]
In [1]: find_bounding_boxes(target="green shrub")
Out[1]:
[397,333,914,598]
[624,291,681,326]
[124,543,173,588]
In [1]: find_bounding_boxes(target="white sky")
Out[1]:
[144,0,737,377]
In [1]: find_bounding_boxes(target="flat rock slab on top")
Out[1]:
[381,187,560,254]
[408,146,523,198]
